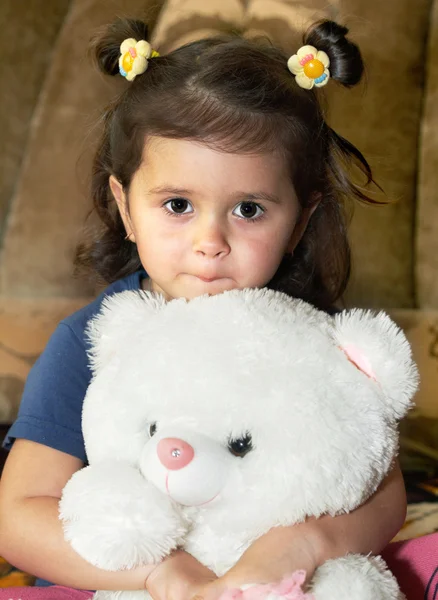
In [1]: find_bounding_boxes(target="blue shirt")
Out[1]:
[3,270,146,461]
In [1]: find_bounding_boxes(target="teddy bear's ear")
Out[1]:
[85,290,166,374]
[331,309,419,419]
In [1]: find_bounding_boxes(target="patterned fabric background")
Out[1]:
[395,413,438,542]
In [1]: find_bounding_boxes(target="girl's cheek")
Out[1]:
[244,233,277,257]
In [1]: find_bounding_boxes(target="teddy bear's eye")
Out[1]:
[149,422,157,437]
[228,434,253,458]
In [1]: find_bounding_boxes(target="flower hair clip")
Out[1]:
[119,38,160,81]
[287,45,330,89]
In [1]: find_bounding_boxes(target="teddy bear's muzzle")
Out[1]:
[140,428,237,507]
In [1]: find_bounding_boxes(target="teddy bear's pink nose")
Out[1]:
[157,438,195,470]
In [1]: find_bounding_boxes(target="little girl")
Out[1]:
[0,16,407,599]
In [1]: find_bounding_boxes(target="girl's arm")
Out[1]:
[193,462,406,599]
[0,439,215,593]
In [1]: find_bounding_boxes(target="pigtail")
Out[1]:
[75,18,153,282]
[324,124,384,207]
[90,18,150,76]
[302,21,382,204]
[74,106,142,283]
[305,20,364,87]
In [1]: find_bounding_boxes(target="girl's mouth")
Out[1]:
[197,276,219,282]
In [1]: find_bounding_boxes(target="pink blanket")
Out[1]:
[382,532,438,599]
[0,586,92,599]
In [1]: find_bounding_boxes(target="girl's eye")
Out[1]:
[149,423,157,437]
[164,198,193,215]
[233,202,264,220]
[228,433,253,458]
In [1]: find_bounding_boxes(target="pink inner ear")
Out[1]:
[341,343,377,381]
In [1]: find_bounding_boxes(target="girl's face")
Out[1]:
[111,137,314,300]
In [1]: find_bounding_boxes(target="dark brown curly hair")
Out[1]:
[75,17,381,311]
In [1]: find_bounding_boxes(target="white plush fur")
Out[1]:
[59,289,418,600]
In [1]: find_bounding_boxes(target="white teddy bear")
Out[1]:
[60,288,419,600]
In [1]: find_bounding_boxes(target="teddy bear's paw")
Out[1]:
[93,591,152,600]
[60,461,188,570]
[309,554,405,600]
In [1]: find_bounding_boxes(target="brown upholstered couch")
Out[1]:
[0,0,437,423]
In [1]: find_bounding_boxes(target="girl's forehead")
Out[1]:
[138,136,292,192]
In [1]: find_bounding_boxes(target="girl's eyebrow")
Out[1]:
[238,192,282,205]
[148,186,282,204]
[148,186,192,196]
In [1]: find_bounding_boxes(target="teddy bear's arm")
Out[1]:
[59,460,188,571]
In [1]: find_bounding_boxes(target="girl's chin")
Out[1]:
[180,277,240,299]
[146,276,245,300]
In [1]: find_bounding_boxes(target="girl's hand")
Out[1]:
[191,524,318,600]
[146,550,217,600]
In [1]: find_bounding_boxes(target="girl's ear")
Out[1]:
[109,175,135,242]
[286,194,321,254]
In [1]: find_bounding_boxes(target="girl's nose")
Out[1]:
[192,220,231,258]
[157,438,195,470]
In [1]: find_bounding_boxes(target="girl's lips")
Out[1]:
[197,276,219,282]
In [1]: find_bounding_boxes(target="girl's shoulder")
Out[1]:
[2,271,147,460]
[62,270,146,343]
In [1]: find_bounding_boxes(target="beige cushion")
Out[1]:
[332,0,430,309]
[390,310,438,419]
[0,0,71,232]
[416,0,438,308]
[151,0,246,51]
[244,0,341,50]
[0,0,164,300]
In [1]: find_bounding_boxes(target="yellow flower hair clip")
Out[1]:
[287,45,330,89]
[119,38,160,81]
